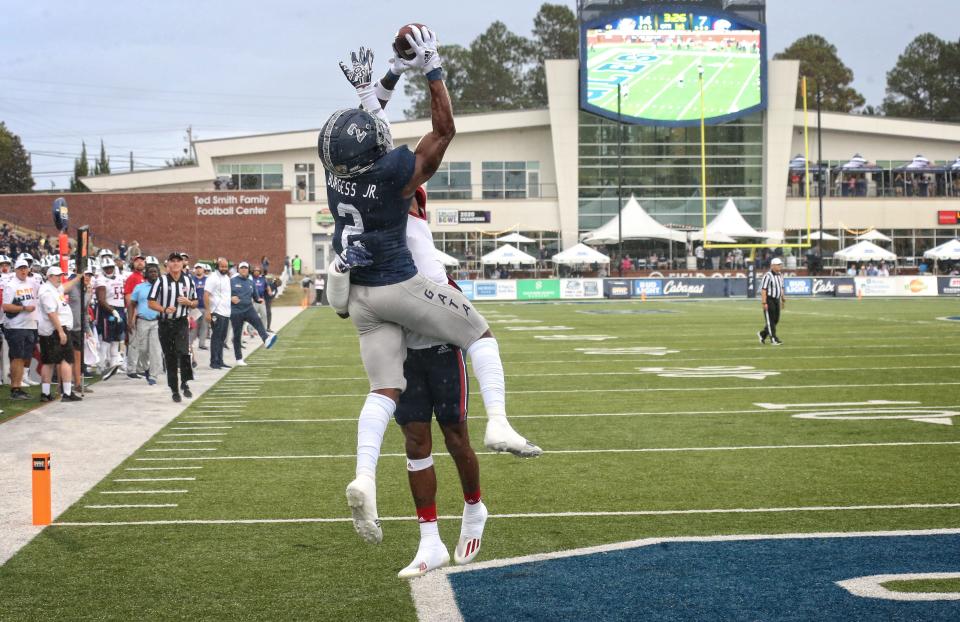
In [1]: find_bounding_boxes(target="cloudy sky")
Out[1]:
[2,0,956,190]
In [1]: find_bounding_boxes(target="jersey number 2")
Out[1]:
[336,203,364,251]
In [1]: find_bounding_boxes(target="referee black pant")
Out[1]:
[158,317,194,393]
[760,298,781,341]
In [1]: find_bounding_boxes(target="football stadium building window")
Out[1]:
[215,163,284,191]
[577,112,764,233]
[295,163,316,202]
[428,162,471,200]
[482,161,540,200]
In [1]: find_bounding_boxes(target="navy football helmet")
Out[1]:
[318,108,392,178]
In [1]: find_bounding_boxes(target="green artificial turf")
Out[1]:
[884,578,960,593]
[1,297,958,620]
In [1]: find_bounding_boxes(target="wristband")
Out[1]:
[379,69,401,91]
[425,67,443,82]
[374,80,394,103]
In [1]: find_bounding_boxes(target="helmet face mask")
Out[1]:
[318,108,392,179]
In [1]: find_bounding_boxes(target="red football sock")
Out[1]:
[464,489,481,505]
[416,504,438,523]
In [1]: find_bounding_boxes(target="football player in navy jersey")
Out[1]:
[321,28,540,547]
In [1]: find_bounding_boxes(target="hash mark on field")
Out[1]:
[114,478,196,482]
[100,490,188,494]
[83,504,178,509]
[51,506,960,527]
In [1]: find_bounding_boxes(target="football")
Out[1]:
[393,23,427,61]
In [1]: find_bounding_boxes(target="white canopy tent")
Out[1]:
[805,230,840,241]
[551,243,610,266]
[496,232,535,244]
[924,239,960,261]
[700,199,764,240]
[834,240,897,262]
[856,229,893,243]
[481,244,536,265]
[582,196,687,245]
[435,249,460,267]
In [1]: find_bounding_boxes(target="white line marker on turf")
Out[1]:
[636,366,780,380]
[49,511,960,529]
[756,400,919,410]
[129,440,960,461]
[170,426,233,430]
[837,573,960,601]
[145,448,218,452]
[162,433,227,437]
[100,490,188,494]
[125,467,203,471]
[114,478,196,482]
[156,440,223,444]
[408,528,960,621]
[84,504,178,509]
[792,408,958,426]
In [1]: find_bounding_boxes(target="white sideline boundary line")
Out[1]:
[144,448,218,452]
[130,440,960,462]
[170,426,233,430]
[156,440,223,444]
[224,382,960,399]
[837,572,960,601]
[407,527,960,622]
[50,508,960,528]
[162,433,228,437]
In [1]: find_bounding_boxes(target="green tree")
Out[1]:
[529,3,579,100]
[165,155,196,167]
[404,4,577,119]
[773,34,865,112]
[69,141,90,192]
[93,139,110,175]
[882,34,960,122]
[0,122,35,193]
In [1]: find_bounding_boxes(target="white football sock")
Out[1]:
[42,383,51,395]
[355,392,395,480]
[466,337,506,418]
[63,382,72,396]
[419,518,441,544]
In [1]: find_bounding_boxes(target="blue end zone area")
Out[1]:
[447,534,960,621]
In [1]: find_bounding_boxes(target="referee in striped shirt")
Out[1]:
[757,257,786,346]
[148,252,198,402]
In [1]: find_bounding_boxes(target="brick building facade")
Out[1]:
[0,191,288,266]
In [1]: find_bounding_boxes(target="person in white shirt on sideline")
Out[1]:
[203,257,233,370]
[37,266,81,402]
[2,258,40,400]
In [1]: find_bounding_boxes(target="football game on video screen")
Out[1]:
[582,9,767,126]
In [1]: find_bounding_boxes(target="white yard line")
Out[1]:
[156,440,223,444]
[678,57,732,119]
[131,440,960,462]
[223,381,960,399]
[51,507,960,528]
[125,466,203,471]
[144,448,219,452]
[170,426,233,430]
[730,59,761,112]
[161,433,227,437]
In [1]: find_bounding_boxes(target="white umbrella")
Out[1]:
[924,239,960,261]
[551,243,611,265]
[435,249,460,267]
[834,241,897,262]
[856,230,893,243]
[481,244,536,265]
[496,232,535,244]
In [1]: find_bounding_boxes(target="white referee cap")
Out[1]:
[771,258,783,266]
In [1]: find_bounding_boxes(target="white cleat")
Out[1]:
[454,501,488,565]
[484,417,543,458]
[235,359,248,367]
[398,540,450,579]
[345,475,382,544]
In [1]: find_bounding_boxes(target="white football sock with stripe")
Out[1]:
[355,392,395,480]
[466,337,506,418]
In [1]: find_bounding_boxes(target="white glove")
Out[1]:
[388,56,409,76]
[401,26,442,76]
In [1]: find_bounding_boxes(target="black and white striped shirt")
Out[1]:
[149,273,197,319]
[760,271,784,299]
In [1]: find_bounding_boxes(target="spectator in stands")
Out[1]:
[866,263,879,277]
[128,240,141,260]
[118,240,128,261]
[878,262,890,277]
[260,256,270,274]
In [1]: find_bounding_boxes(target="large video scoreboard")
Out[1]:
[580,6,767,126]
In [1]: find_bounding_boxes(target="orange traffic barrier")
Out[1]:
[32,453,51,525]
